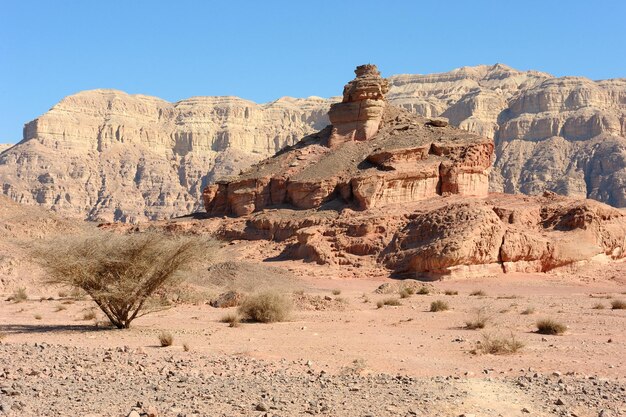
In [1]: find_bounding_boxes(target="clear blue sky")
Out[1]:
[2,0,625,143]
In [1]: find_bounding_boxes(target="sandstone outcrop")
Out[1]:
[327,64,389,147]
[1,64,625,222]
[202,66,626,277]
[203,65,492,216]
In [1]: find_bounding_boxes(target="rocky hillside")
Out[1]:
[1,64,625,221]
[203,65,626,278]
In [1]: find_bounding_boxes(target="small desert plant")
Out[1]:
[430,300,449,312]
[592,303,606,310]
[416,286,430,295]
[444,290,458,296]
[536,318,567,335]
[9,287,28,303]
[58,290,69,298]
[34,314,42,320]
[520,307,536,315]
[158,331,173,347]
[465,307,489,329]
[238,291,291,323]
[476,332,524,355]
[341,358,368,375]
[35,231,213,329]
[0,332,6,342]
[82,309,97,321]
[220,312,241,327]
[377,297,401,308]
[470,290,486,297]
[611,299,626,310]
[183,342,190,352]
[399,288,414,299]
[54,305,67,312]
[331,289,341,296]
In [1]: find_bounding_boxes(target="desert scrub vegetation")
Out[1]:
[444,289,458,296]
[430,300,449,312]
[376,298,401,308]
[592,302,606,310]
[238,291,291,323]
[399,287,415,298]
[416,286,430,295]
[465,307,489,329]
[220,312,241,327]
[536,318,567,335]
[520,307,536,315]
[158,331,174,347]
[475,332,524,355]
[82,309,97,321]
[35,231,214,329]
[8,287,27,303]
[331,289,342,296]
[470,289,486,297]
[611,299,626,310]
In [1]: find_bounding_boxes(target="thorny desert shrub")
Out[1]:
[238,291,291,323]
[158,331,173,347]
[444,290,458,296]
[476,332,524,355]
[220,312,241,327]
[430,300,449,312]
[8,287,27,303]
[536,318,567,335]
[465,307,489,329]
[470,290,486,297]
[377,298,401,308]
[520,307,536,315]
[611,299,626,310]
[35,231,214,329]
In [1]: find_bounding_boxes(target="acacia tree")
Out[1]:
[37,231,212,328]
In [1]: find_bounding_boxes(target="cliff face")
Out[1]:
[0,90,329,222]
[1,64,625,221]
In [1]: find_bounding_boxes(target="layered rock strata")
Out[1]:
[2,64,625,222]
[327,64,389,147]
[202,66,626,277]
[203,94,493,216]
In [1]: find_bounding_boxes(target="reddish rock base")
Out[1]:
[211,193,626,278]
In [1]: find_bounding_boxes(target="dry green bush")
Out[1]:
[476,332,524,355]
[220,312,241,327]
[592,303,606,310]
[444,290,458,296]
[158,331,173,347]
[536,318,567,335]
[520,307,536,315]
[331,289,341,296]
[238,291,291,323]
[35,231,213,329]
[611,299,626,310]
[470,289,486,297]
[8,287,27,303]
[430,300,449,312]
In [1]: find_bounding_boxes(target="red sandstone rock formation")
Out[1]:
[203,66,493,216]
[327,64,390,147]
[200,65,626,277]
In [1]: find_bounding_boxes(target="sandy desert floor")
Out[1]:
[1,241,625,417]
